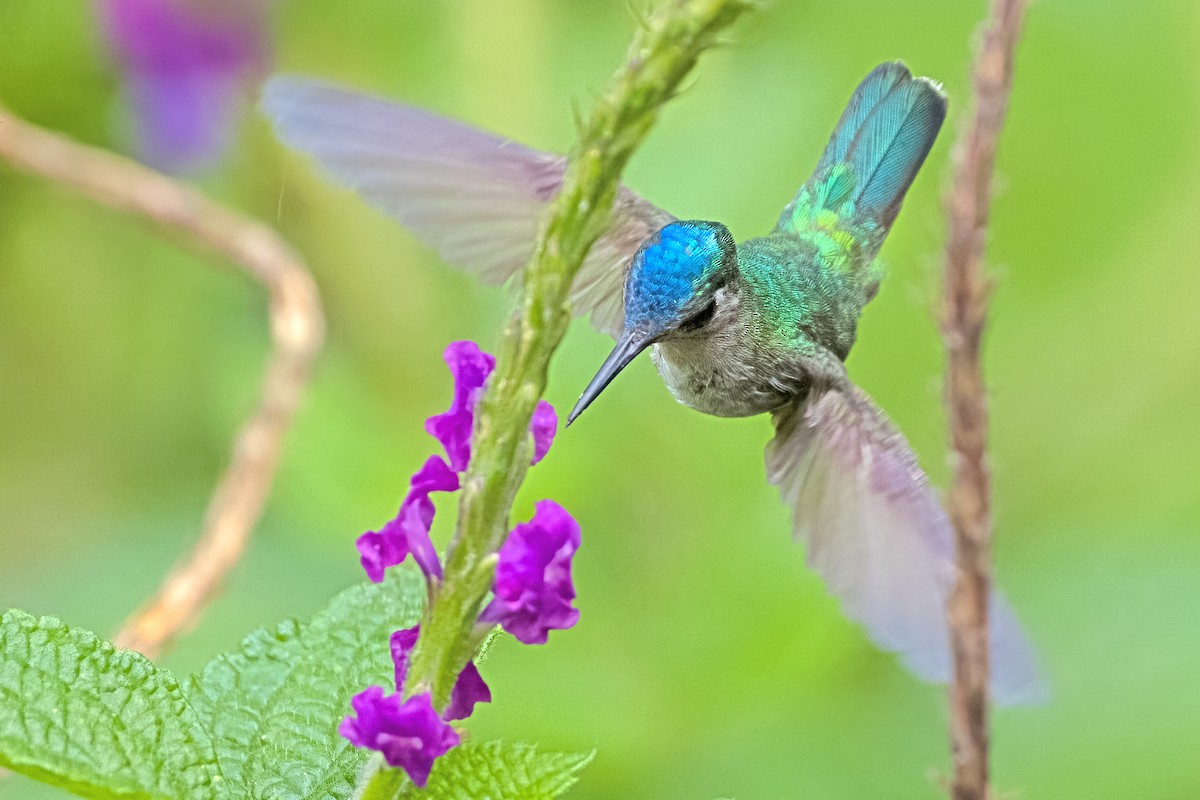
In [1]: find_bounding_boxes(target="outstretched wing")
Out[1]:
[262,75,675,337]
[766,385,1044,705]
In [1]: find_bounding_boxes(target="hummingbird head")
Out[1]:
[568,220,736,424]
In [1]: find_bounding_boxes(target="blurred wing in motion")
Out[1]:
[262,75,675,337]
[766,384,1044,705]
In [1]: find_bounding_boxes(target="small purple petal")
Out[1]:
[356,504,431,583]
[339,688,459,787]
[407,454,460,498]
[529,400,558,466]
[425,341,496,472]
[390,626,420,690]
[399,501,443,580]
[480,500,581,645]
[444,662,491,722]
[355,529,403,584]
[356,456,458,582]
[423,411,470,474]
[442,341,497,406]
[99,0,267,172]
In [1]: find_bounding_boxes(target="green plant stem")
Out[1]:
[942,0,1028,798]
[404,0,756,708]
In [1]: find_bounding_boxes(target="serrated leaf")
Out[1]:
[187,569,425,800]
[414,741,593,800]
[358,741,594,800]
[0,609,223,800]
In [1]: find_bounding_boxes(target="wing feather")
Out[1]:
[767,386,1044,704]
[262,75,674,336]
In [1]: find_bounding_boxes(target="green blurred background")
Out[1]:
[2,1,1198,797]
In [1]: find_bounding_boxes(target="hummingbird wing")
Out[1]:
[261,75,675,337]
[766,385,1044,705]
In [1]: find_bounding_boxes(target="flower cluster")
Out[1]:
[355,341,563,591]
[342,341,580,787]
[338,625,491,786]
[98,0,268,172]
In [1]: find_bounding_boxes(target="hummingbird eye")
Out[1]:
[676,296,717,333]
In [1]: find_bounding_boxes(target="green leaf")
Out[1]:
[357,741,594,800]
[186,569,425,800]
[0,609,222,800]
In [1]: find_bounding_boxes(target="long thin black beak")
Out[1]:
[567,331,654,425]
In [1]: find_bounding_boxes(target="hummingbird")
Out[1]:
[263,62,1042,703]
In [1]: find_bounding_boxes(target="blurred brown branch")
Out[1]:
[941,1,1029,798]
[0,105,324,660]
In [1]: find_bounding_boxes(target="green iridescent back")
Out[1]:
[736,233,869,360]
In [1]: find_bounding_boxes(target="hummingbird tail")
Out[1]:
[777,62,947,241]
[823,62,947,229]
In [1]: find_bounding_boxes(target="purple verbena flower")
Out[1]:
[389,626,491,722]
[99,0,268,172]
[340,627,490,782]
[480,500,581,645]
[357,455,459,582]
[529,400,558,466]
[425,341,496,472]
[339,688,459,788]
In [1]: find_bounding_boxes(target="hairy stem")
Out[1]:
[941,1,1029,798]
[0,105,325,660]
[404,0,756,707]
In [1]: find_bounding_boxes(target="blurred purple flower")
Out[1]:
[98,0,268,172]
[338,688,459,788]
[357,455,459,583]
[425,341,495,472]
[480,500,580,645]
[390,626,491,722]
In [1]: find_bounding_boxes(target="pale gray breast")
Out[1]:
[651,320,804,418]
[649,276,847,418]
